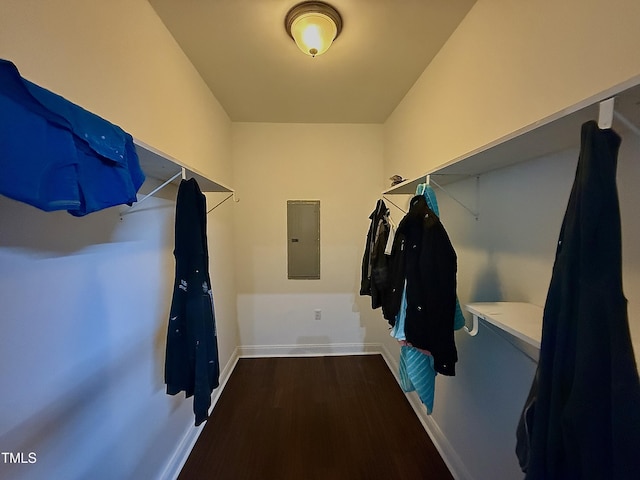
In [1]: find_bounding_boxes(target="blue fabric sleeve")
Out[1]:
[0,60,81,211]
[0,58,145,215]
[399,345,437,414]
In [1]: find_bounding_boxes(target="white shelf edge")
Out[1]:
[383,174,427,195]
[383,172,475,195]
[465,302,543,349]
[466,302,640,375]
[384,72,640,194]
[133,138,234,194]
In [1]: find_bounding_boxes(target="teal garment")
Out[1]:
[399,345,436,414]
[392,280,437,413]
[416,183,465,331]
[390,281,407,341]
[391,183,463,414]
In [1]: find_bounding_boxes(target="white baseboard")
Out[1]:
[159,347,240,480]
[237,342,383,358]
[379,344,473,480]
[161,342,472,480]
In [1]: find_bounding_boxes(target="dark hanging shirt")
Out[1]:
[165,178,220,426]
[516,121,640,479]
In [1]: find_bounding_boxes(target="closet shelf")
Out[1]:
[134,139,234,194]
[466,303,640,374]
[465,302,543,349]
[384,75,640,195]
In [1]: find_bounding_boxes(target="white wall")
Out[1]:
[0,1,237,479]
[413,130,640,480]
[385,0,640,181]
[382,0,640,479]
[231,123,390,353]
[3,0,640,479]
[0,0,232,183]
[0,193,166,480]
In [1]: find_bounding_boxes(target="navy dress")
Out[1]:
[165,178,220,426]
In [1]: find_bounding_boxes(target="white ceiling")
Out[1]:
[148,0,476,124]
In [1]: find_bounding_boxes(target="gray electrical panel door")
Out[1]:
[287,200,320,279]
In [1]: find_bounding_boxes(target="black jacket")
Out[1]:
[165,178,220,426]
[516,121,640,479]
[360,199,391,309]
[385,195,458,375]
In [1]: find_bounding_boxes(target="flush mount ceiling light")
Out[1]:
[285,1,343,57]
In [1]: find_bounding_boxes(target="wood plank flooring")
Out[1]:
[178,354,454,480]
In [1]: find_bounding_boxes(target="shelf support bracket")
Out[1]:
[614,111,640,139]
[464,314,480,336]
[381,195,407,213]
[207,192,237,214]
[598,97,615,129]
[430,177,479,220]
[121,170,182,216]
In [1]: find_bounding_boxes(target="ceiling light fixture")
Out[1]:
[285,1,343,57]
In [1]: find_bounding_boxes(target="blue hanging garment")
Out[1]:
[0,59,144,215]
[398,345,437,414]
[390,280,407,341]
[392,285,437,414]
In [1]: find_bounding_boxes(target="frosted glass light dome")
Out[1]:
[285,2,343,57]
[290,12,337,57]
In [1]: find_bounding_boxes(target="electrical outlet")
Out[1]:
[314,309,321,321]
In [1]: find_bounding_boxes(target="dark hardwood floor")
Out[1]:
[179,354,454,480]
